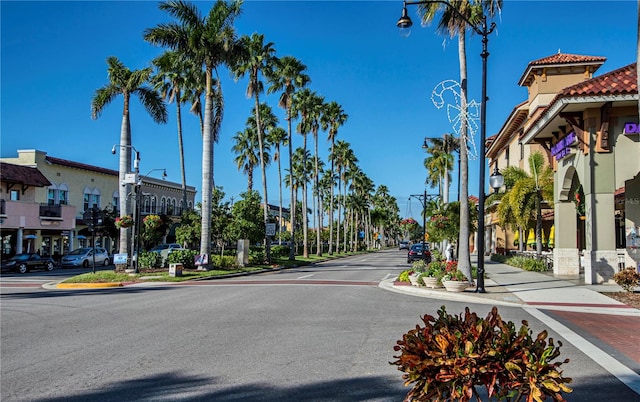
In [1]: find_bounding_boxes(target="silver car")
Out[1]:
[61,247,111,267]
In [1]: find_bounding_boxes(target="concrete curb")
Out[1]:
[55,282,123,289]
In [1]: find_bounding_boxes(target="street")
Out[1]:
[1,250,639,401]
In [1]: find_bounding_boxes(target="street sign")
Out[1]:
[266,223,276,236]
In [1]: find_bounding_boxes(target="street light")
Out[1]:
[133,168,167,272]
[409,190,439,261]
[397,0,496,293]
[489,165,504,194]
[112,144,140,271]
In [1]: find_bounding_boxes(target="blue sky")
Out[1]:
[1,0,637,221]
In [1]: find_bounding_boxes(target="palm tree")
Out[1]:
[144,0,243,269]
[267,56,310,260]
[292,88,321,258]
[152,50,196,211]
[332,140,357,253]
[234,33,277,263]
[321,101,348,255]
[232,127,260,191]
[91,56,168,256]
[417,0,502,282]
[425,134,459,202]
[498,152,553,255]
[267,126,288,244]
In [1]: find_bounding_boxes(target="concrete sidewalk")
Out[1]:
[381,258,640,396]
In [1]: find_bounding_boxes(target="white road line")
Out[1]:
[382,273,395,281]
[297,274,315,279]
[524,306,640,395]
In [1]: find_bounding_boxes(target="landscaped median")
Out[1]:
[56,250,375,287]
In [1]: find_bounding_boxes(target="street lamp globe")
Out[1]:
[489,166,504,194]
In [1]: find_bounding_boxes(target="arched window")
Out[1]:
[112,191,119,211]
[160,197,166,215]
[150,196,157,214]
[143,196,150,214]
[178,200,184,215]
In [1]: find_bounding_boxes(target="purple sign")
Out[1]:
[551,131,577,161]
[624,122,640,135]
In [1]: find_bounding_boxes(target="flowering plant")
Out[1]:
[430,214,449,229]
[441,261,468,281]
[573,185,585,216]
[143,214,162,230]
[115,215,133,229]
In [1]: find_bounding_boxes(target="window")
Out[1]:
[150,196,157,214]
[10,190,19,201]
[59,184,69,205]
[505,147,510,167]
[519,142,524,161]
[160,198,166,215]
[83,193,90,212]
[48,188,56,205]
[91,193,100,209]
[143,197,150,214]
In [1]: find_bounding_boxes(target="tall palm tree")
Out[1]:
[144,0,243,269]
[234,33,277,263]
[308,95,326,256]
[321,101,348,255]
[267,126,288,244]
[417,0,502,281]
[332,140,357,253]
[91,56,168,256]
[425,134,459,202]
[152,50,196,211]
[424,146,453,199]
[267,56,310,260]
[292,88,321,258]
[232,127,260,191]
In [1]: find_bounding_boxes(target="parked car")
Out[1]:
[1,253,55,274]
[399,241,410,250]
[407,243,432,264]
[61,247,111,268]
[149,243,182,254]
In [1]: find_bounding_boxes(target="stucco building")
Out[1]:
[0,149,196,258]
[486,53,639,283]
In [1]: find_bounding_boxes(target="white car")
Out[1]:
[61,247,111,267]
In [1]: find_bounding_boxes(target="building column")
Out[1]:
[553,200,580,275]
[583,191,618,284]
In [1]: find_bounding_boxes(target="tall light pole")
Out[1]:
[112,144,140,270]
[397,0,496,292]
[134,168,167,272]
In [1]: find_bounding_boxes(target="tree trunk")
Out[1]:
[118,94,132,256]
[457,32,473,282]
[198,68,214,270]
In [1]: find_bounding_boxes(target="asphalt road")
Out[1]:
[1,250,638,401]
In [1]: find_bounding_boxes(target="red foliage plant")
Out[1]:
[391,306,572,402]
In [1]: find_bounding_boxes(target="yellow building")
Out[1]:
[1,149,196,258]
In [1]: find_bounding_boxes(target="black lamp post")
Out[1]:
[397,0,495,292]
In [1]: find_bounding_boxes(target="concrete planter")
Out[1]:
[422,276,441,289]
[442,280,469,292]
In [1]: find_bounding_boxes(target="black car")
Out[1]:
[406,243,432,264]
[1,253,55,274]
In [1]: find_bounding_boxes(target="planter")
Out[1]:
[442,280,470,292]
[422,276,441,289]
[409,273,422,286]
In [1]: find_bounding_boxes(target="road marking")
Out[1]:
[524,306,640,395]
[297,274,315,279]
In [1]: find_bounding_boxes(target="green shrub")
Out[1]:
[209,255,236,269]
[431,248,443,262]
[138,251,162,269]
[491,253,507,263]
[522,258,547,272]
[249,247,266,264]
[411,259,428,273]
[613,267,640,292]
[506,255,528,268]
[391,306,572,402]
[167,249,198,269]
[270,245,290,258]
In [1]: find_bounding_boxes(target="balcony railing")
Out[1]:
[39,203,62,219]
